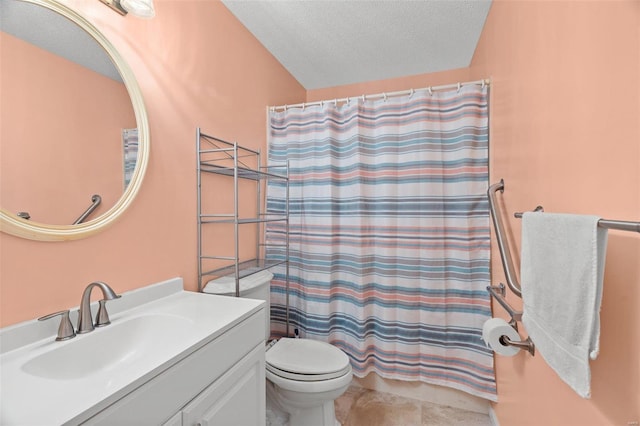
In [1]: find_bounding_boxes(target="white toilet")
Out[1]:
[203,270,353,426]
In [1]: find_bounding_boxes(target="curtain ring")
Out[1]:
[334,99,338,106]
[284,104,288,111]
[428,87,433,96]
[383,93,387,102]
[302,102,306,111]
[362,94,366,102]
[409,88,414,98]
[481,80,485,89]
[320,100,324,108]
[457,82,461,92]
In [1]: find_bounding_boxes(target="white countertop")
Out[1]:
[0,278,264,425]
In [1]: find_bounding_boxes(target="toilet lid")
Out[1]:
[266,338,351,381]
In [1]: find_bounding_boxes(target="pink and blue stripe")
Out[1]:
[266,85,495,401]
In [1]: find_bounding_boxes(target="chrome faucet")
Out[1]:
[77,281,121,334]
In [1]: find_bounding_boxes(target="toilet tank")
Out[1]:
[202,269,273,340]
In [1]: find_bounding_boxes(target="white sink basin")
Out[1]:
[0,278,265,425]
[21,314,193,380]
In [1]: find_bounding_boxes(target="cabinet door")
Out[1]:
[182,343,265,426]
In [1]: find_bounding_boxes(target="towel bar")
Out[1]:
[514,211,640,233]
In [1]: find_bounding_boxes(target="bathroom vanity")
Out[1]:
[0,278,266,425]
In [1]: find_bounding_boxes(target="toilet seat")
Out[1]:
[266,338,351,382]
[267,362,352,382]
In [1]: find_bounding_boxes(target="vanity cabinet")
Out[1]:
[82,308,266,426]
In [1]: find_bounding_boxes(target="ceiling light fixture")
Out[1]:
[120,0,155,18]
[99,0,155,19]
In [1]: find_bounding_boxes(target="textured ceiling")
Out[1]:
[222,0,492,90]
[0,0,122,82]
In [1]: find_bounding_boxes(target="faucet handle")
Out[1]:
[38,310,76,341]
[95,299,113,327]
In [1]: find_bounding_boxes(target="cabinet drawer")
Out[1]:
[82,308,265,425]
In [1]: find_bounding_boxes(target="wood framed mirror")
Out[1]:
[0,0,149,241]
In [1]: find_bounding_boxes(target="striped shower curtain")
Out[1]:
[265,85,495,400]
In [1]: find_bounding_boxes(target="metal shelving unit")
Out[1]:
[196,128,290,307]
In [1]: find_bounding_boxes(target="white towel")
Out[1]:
[520,212,608,398]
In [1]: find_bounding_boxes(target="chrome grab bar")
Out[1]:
[487,180,522,297]
[486,180,536,356]
[487,284,522,322]
[73,194,102,225]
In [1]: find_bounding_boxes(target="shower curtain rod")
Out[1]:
[269,78,490,112]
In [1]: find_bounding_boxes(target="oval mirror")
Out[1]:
[0,0,149,241]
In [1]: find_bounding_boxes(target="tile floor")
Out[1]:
[334,385,492,426]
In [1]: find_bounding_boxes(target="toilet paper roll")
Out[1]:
[482,318,522,356]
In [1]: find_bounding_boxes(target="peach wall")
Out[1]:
[307,2,639,424]
[1,1,638,423]
[1,32,134,224]
[306,67,471,103]
[468,1,639,425]
[0,0,305,326]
